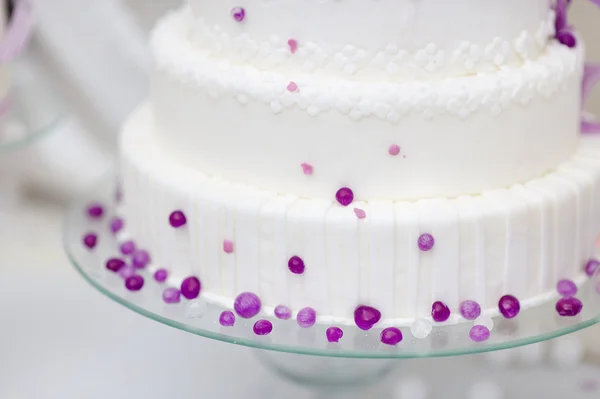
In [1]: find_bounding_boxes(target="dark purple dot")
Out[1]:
[418,233,435,251]
[219,311,236,327]
[556,279,578,297]
[253,319,273,336]
[459,300,481,320]
[469,325,490,342]
[326,326,343,343]
[585,258,600,277]
[557,29,577,48]
[297,307,316,328]
[234,292,261,318]
[87,203,104,219]
[154,269,168,283]
[180,276,202,300]
[354,305,381,331]
[125,275,144,291]
[274,305,292,320]
[169,210,187,228]
[105,257,125,272]
[556,297,583,317]
[288,256,305,274]
[380,327,403,346]
[231,7,246,22]
[498,295,520,319]
[335,187,354,206]
[162,287,181,304]
[83,233,97,250]
[120,240,136,255]
[132,249,150,269]
[431,301,450,322]
[110,217,124,234]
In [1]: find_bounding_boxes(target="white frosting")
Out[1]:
[150,7,584,201]
[188,1,554,80]
[119,105,600,324]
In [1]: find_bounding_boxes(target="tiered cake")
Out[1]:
[119,0,600,325]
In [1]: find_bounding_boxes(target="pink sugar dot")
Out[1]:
[287,81,299,92]
[388,144,401,156]
[223,239,234,254]
[300,163,313,176]
[353,208,366,219]
[288,38,298,54]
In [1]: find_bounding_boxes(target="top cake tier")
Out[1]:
[188,0,555,80]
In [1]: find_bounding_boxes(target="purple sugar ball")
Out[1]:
[219,311,236,327]
[556,279,578,297]
[83,233,97,250]
[585,258,600,277]
[154,269,168,283]
[87,203,104,219]
[297,307,317,328]
[326,327,344,343]
[459,300,481,320]
[469,325,490,342]
[169,210,187,228]
[288,256,305,274]
[431,301,451,322]
[234,292,261,318]
[354,305,382,331]
[180,276,202,300]
[162,287,181,304]
[105,258,125,273]
[418,233,435,251]
[498,295,521,319]
[120,240,136,255]
[274,305,292,320]
[110,217,124,234]
[132,249,150,269]
[253,319,273,336]
[118,265,136,280]
[335,187,354,206]
[556,297,583,317]
[125,275,144,291]
[380,327,403,346]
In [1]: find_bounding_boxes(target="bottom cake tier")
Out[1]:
[119,104,600,325]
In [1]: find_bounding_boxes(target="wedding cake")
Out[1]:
[118,0,600,326]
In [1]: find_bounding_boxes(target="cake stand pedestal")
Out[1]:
[64,175,600,398]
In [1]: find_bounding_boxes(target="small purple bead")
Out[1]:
[274,305,292,320]
[354,305,382,331]
[125,275,144,291]
[110,217,124,234]
[326,326,344,343]
[105,258,125,272]
[288,256,305,274]
[154,269,168,283]
[87,203,104,219]
[459,300,481,320]
[585,258,600,277]
[83,233,97,250]
[380,327,403,346]
[557,279,578,297]
[498,295,521,319]
[180,276,202,300]
[132,250,150,269]
[169,210,187,228]
[234,292,262,318]
[120,240,136,255]
[118,265,136,280]
[557,29,577,48]
[418,233,435,251]
[231,7,246,22]
[219,311,236,327]
[162,287,181,304]
[253,319,273,336]
[335,187,354,206]
[431,301,451,322]
[297,307,316,328]
[469,325,491,342]
[556,297,583,317]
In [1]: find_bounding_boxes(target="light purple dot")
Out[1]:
[557,279,578,297]
[431,301,450,322]
[498,295,521,319]
[231,7,245,22]
[274,305,292,320]
[253,319,273,336]
[125,275,144,291]
[585,258,600,277]
[110,217,124,234]
[459,300,481,320]
[556,297,583,317]
[83,233,97,250]
[418,233,435,251]
[180,276,201,300]
[154,269,168,283]
[234,292,261,318]
[326,327,343,343]
[219,311,235,327]
[380,327,403,346]
[335,187,354,206]
[87,203,104,219]
[132,250,150,269]
[469,325,490,342]
[162,287,181,304]
[297,307,316,328]
[105,258,125,273]
[118,265,136,280]
[120,240,136,255]
[169,210,187,228]
[288,256,305,274]
[354,305,382,331]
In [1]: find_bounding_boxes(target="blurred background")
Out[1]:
[0,1,599,398]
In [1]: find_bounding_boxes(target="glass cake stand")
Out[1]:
[64,175,600,398]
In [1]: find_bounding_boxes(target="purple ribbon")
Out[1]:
[0,0,34,64]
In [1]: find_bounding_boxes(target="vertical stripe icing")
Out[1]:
[479,192,507,308]
[357,202,372,306]
[393,201,419,318]
[456,196,483,305]
[368,200,395,318]
[416,200,436,317]
[501,189,530,299]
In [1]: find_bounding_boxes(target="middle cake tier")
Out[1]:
[151,8,584,201]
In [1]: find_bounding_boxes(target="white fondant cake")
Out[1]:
[118,1,600,326]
